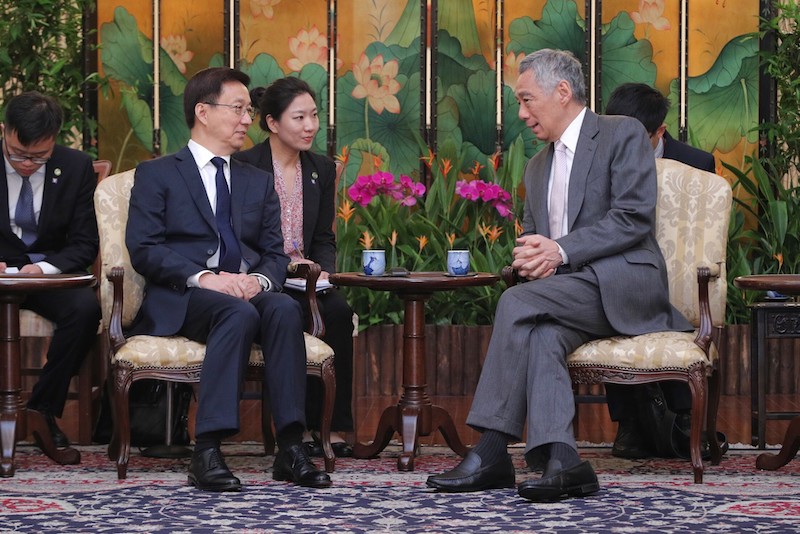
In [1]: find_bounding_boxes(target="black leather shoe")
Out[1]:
[426,451,516,492]
[43,413,70,449]
[273,443,332,488]
[611,419,650,459]
[188,448,242,492]
[518,460,600,502]
[304,439,354,458]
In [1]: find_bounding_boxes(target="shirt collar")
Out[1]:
[557,107,587,154]
[188,139,229,169]
[654,136,665,159]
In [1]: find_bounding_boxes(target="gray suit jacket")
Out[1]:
[521,110,691,335]
[126,146,290,336]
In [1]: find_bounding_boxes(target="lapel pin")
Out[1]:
[311,171,318,184]
[52,168,62,183]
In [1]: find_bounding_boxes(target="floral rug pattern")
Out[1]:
[1,444,799,533]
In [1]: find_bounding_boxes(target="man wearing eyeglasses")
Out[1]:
[126,67,331,492]
[0,91,101,461]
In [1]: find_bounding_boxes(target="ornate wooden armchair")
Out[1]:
[503,158,732,483]
[94,169,336,479]
[19,159,113,445]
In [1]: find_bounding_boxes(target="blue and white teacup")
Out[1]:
[362,250,386,276]
[447,250,470,276]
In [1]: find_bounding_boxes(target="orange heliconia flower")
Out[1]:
[484,225,504,244]
[470,161,485,177]
[420,148,435,169]
[337,198,355,224]
[439,158,453,177]
[775,253,784,270]
[335,146,350,165]
[389,230,398,247]
[416,235,429,252]
[359,231,374,250]
[446,233,456,248]
[351,53,401,114]
[488,150,502,171]
[514,219,524,236]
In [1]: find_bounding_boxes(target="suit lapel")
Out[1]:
[0,165,14,241]
[175,147,216,231]
[568,110,599,231]
[229,158,250,237]
[37,157,65,232]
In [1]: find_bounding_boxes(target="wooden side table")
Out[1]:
[0,273,96,477]
[734,274,800,469]
[330,271,499,471]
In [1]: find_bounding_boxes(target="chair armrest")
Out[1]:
[693,263,722,353]
[501,265,520,287]
[287,262,325,338]
[107,266,127,353]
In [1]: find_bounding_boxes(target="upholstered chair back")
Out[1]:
[654,158,731,328]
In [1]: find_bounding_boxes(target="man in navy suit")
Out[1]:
[126,67,330,491]
[427,50,691,501]
[0,92,101,462]
[604,83,717,459]
[605,83,716,173]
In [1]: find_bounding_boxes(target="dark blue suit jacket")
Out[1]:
[126,146,290,336]
[0,144,98,270]
[663,131,716,173]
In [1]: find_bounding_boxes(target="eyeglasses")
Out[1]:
[2,138,51,165]
[204,102,256,121]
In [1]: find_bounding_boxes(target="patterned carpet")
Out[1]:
[1,443,799,533]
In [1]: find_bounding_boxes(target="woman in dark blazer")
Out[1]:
[234,77,354,457]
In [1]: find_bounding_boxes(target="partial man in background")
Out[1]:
[605,82,716,173]
[603,82,717,459]
[0,91,101,462]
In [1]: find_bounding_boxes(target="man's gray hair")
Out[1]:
[518,49,587,105]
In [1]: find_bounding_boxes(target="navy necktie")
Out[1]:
[211,157,242,273]
[16,175,38,247]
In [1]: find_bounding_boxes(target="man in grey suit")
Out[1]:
[126,67,330,492]
[426,49,691,501]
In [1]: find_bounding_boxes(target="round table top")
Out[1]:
[330,271,499,292]
[0,273,96,294]
[733,274,800,294]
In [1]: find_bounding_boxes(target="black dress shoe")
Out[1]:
[426,451,516,492]
[273,443,332,488]
[43,413,70,449]
[518,460,600,502]
[188,448,242,492]
[611,419,651,459]
[304,439,354,458]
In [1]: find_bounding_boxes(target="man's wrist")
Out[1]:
[250,273,272,292]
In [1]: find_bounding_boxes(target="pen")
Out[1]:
[292,239,305,259]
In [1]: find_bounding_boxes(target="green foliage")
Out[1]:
[760,0,800,181]
[0,0,101,152]
[724,2,800,324]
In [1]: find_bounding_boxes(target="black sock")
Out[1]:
[471,430,510,463]
[194,432,222,453]
[549,442,580,469]
[276,422,305,451]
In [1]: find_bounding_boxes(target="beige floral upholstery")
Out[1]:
[568,159,730,372]
[112,332,332,368]
[95,169,334,369]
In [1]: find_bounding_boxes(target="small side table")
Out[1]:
[0,273,96,477]
[331,271,499,471]
[733,275,800,467]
